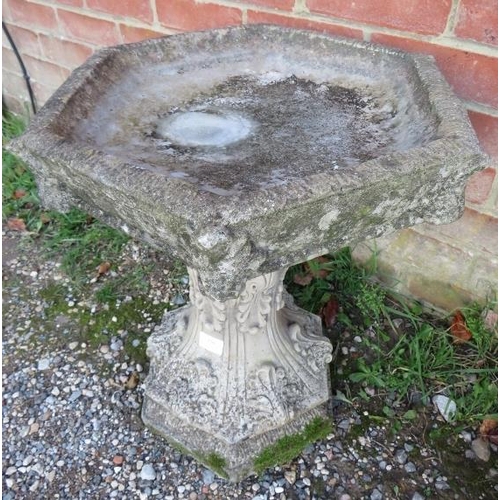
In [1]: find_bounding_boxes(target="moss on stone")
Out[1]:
[190,450,228,479]
[253,417,331,475]
[164,436,191,457]
[201,452,228,479]
[162,437,229,479]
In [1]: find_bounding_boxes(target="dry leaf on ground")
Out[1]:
[13,189,26,199]
[125,372,140,390]
[450,310,472,343]
[96,261,111,277]
[479,418,498,445]
[293,273,313,286]
[7,218,27,232]
[306,256,330,279]
[321,297,339,327]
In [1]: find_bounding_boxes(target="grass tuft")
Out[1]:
[286,250,497,429]
[2,114,43,230]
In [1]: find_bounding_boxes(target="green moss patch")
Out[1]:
[198,452,228,479]
[254,417,331,475]
[40,282,168,364]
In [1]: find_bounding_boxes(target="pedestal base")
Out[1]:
[142,268,333,481]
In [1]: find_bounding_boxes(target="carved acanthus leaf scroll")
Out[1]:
[288,322,333,373]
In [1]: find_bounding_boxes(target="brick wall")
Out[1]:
[2,0,497,310]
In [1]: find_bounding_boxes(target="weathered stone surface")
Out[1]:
[8,25,488,302]
[7,25,488,481]
[143,267,332,480]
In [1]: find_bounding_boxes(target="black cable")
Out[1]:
[2,21,37,114]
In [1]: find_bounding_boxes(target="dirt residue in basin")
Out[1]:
[74,72,438,192]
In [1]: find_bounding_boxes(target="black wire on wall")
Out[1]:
[2,21,37,115]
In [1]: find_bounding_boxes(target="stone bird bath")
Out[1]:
[9,25,488,481]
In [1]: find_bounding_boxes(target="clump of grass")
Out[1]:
[95,264,153,303]
[285,247,385,326]
[3,112,130,285]
[286,249,497,429]
[253,417,331,475]
[349,300,497,424]
[2,114,44,231]
[43,208,129,286]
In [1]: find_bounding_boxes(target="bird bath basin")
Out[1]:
[9,25,488,481]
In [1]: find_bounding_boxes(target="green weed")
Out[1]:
[95,264,153,304]
[2,114,44,231]
[3,113,130,284]
[287,249,497,430]
[285,247,386,326]
[42,209,129,286]
[348,299,497,425]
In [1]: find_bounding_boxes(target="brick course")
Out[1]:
[119,25,169,44]
[2,24,42,58]
[2,0,497,310]
[246,11,363,39]
[5,0,58,31]
[307,0,452,35]
[468,111,498,159]
[87,0,154,23]
[465,168,497,205]
[57,10,121,46]
[38,35,94,69]
[455,0,498,46]
[156,0,242,31]
[371,33,498,108]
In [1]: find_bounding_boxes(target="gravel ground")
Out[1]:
[2,229,497,500]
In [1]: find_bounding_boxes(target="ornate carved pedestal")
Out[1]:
[142,268,333,481]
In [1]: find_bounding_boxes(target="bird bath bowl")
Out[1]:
[9,25,488,481]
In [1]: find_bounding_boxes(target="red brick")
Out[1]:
[39,35,94,69]
[87,0,153,23]
[23,54,69,88]
[54,0,84,6]
[455,0,497,46]
[2,24,42,58]
[468,112,498,160]
[157,0,242,31]
[120,25,167,44]
[2,69,30,100]
[57,10,120,46]
[466,167,497,205]
[3,92,31,115]
[415,207,498,256]
[235,0,294,10]
[372,34,498,108]
[5,0,58,30]
[307,0,452,35]
[247,11,363,39]
[3,47,22,75]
